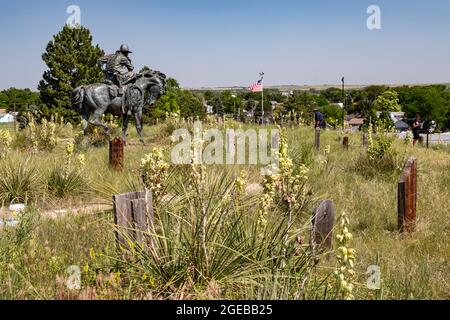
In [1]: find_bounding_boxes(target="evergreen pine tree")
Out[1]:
[38,25,104,122]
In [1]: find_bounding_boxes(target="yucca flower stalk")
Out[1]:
[404,131,413,146]
[27,114,38,153]
[64,141,74,178]
[234,169,247,205]
[334,211,356,300]
[0,129,12,159]
[140,148,170,202]
[261,128,310,253]
[188,127,210,273]
[77,154,86,170]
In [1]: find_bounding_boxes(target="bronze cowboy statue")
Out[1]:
[72,44,166,145]
[97,44,136,95]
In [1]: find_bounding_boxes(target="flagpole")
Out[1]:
[260,72,264,125]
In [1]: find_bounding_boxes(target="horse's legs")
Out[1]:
[81,110,89,135]
[134,110,145,144]
[122,113,129,145]
[89,107,110,137]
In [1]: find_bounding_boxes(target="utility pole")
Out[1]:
[13,103,17,132]
[342,76,346,127]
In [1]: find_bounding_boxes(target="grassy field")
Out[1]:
[0,120,448,300]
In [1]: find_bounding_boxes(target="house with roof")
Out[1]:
[0,110,14,123]
[348,118,365,130]
[375,111,410,131]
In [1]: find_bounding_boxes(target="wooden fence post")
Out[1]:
[109,137,124,170]
[343,136,349,150]
[398,157,417,233]
[311,199,336,257]
[314,127,321,150]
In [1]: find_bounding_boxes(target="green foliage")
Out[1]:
[396,85,450,128]
[320,87,343,104]
[38,25,104,123]
[150,78,204,119]
[321,105,345,128]
[284,92,329,114]
[353,127,404,179]
[373,90,401,112]
[0,88,41,112]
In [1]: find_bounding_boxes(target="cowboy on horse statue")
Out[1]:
[72,43,167,145]
[97,44,136,95]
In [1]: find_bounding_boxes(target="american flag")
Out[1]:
[247,79,263,92]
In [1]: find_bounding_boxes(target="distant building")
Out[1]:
[205,104,214,114]
[348,118,365,130]
[0,113,14,123]
[281,91,294,97]
[375,111,405,123]
[0,109,14,123]
[375,111,408,131]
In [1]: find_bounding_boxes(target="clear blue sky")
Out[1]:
[0,0,449,90]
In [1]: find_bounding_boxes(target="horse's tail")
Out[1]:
[71,86,85,111]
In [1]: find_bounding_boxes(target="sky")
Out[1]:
[0,0,449,90]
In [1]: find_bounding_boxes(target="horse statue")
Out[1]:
[71,70,166,145]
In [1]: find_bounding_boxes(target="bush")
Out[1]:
[353,126,404,178]
[13,114,57,152]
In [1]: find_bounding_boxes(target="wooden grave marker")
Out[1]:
[362,133,368,147]
[109,137,124,170]
[398,157,417,233]
[314,127,321,150]
[343,136,349,150]
[311,199,336,253]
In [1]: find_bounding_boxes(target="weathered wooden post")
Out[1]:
[362,133,368,147]
[398,157,417,233]
[113,190,154,251]
[343,136,349,150]
[314,127,321,150]
[311,199,336,254]
[109,137,124,170]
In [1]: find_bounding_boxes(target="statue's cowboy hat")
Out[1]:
[119,44,133,53]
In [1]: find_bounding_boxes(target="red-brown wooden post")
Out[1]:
[343,136,349,150]
[398,157,417,233]
[109,137,124,170]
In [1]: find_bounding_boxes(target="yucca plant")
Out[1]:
[46,167,86,198]
[110,165,318,298]
[0,157,42,206]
